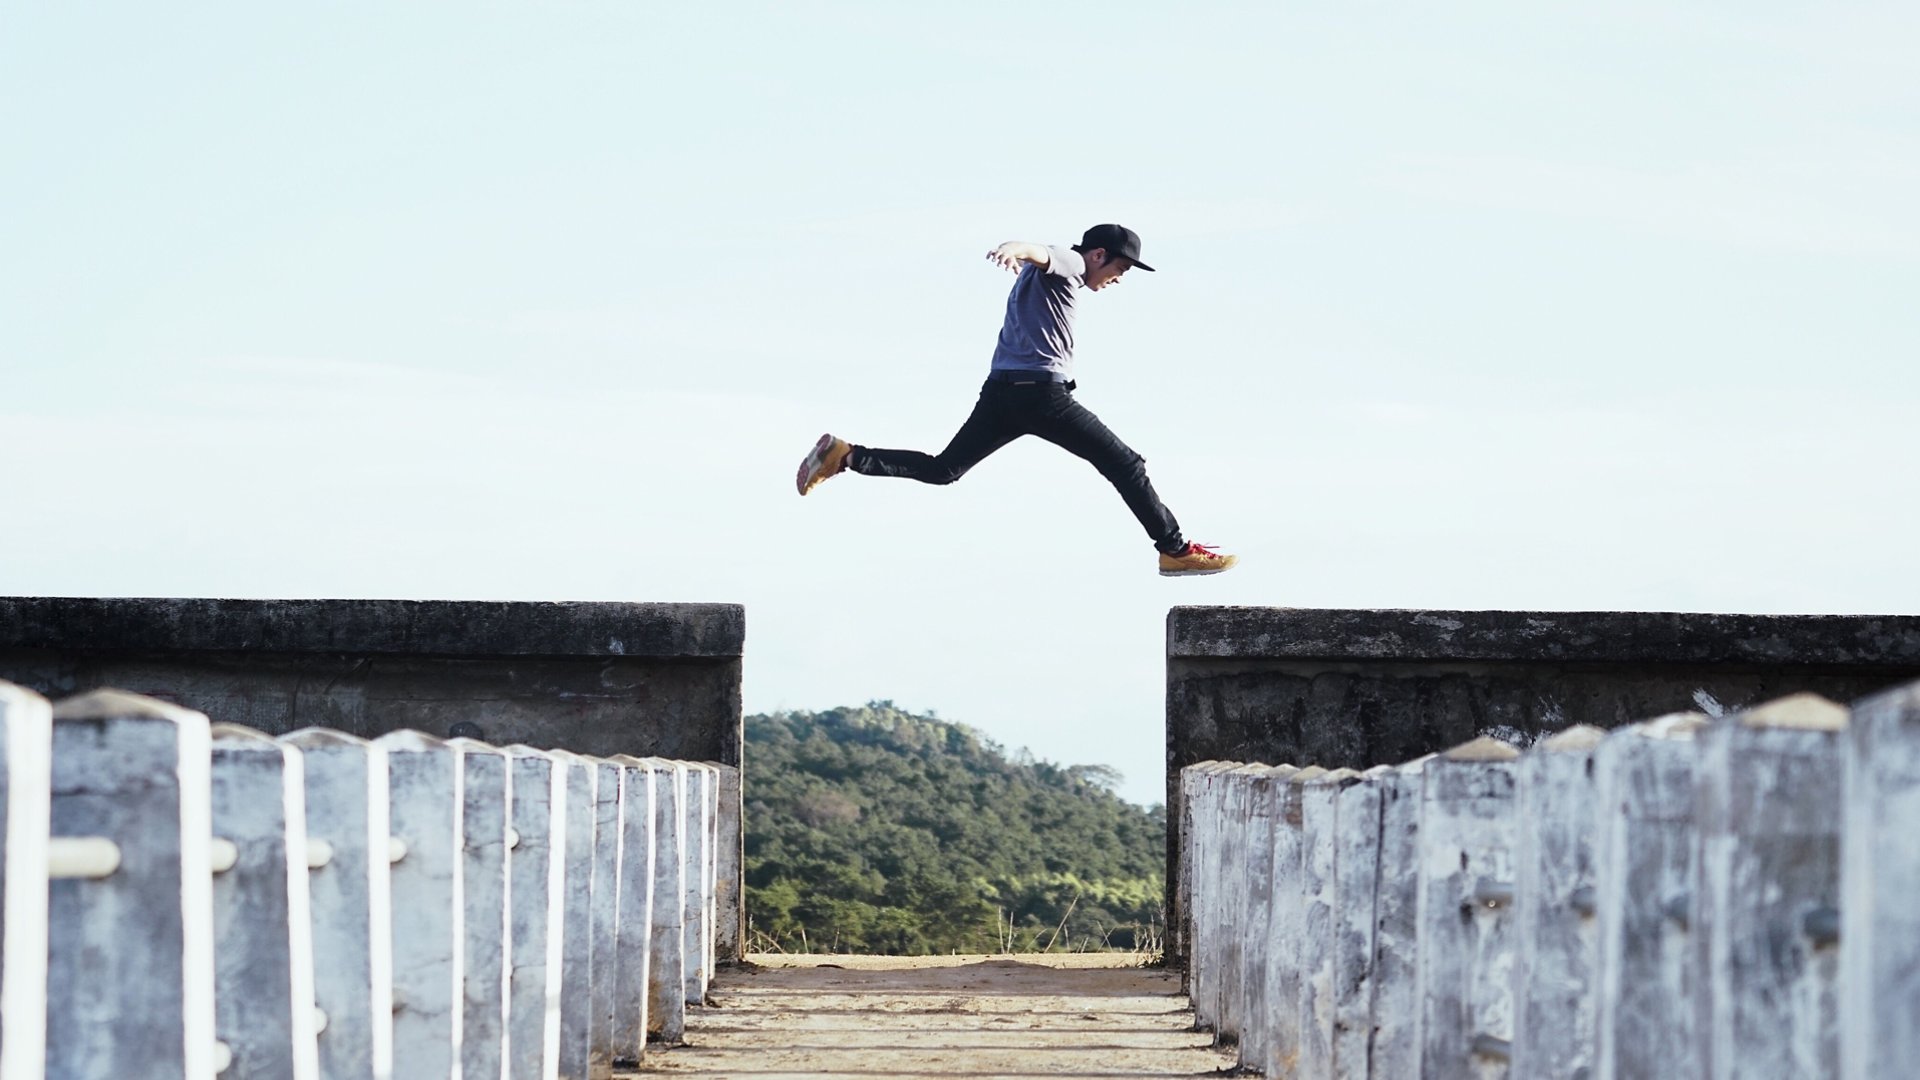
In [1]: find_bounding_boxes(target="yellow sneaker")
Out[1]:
[1159,542,1238,577]
[796,433,852,496]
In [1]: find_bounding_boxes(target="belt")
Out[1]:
[986,369,1073,386]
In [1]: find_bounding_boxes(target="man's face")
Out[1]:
[1083,249,1133,291]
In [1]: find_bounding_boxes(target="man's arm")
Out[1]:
[985,241,1051,273]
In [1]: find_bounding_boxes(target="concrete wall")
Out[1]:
[0,597,749,960]
[1166,606,1920,969]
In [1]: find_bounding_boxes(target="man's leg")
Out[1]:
[847,384,1023,485]
[1027,388,1187,553]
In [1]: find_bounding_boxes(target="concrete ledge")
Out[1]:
[0,598,743,660]
[1169,607,1920,666]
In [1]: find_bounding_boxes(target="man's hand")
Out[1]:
[985,241,1049,272]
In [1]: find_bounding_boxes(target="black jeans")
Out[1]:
[848,379,1187,554]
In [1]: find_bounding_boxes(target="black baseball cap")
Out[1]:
[1075,223,1156,272]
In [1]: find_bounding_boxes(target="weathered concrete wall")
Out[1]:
[0,598,744,764]
[1166,606,1920,968]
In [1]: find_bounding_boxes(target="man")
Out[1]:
[796,223,1236,577]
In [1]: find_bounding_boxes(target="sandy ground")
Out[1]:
[628,953,1237,1080]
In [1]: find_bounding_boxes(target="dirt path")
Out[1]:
[629,953,1236,1080]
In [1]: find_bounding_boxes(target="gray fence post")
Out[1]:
[586,756,624,1079]
[706,762,742,963]
[646,759,687,1044]
[1331,765,1390,1080]
[46,690,216,1079]
[377,730,464,1080]
[1695,694,1847,1080]
[608,755,657,1064]
[683,763,714,1006]
[1176,761,1221,997]
[1261,764,1321,1074]
[1367,754,1431,1079]
[1842,678,1920,1080]
[282,728,394,1080]
[210,725,321,1080]
[0,681,51,1080]
[1510,724,1605,1080]
[505,746,565,1080]
[450,739,511,1080]
[1184,762,1233,1033]
[1230,765,1282,1073]
[1299,768,1362,1080]
[1592,713,1706,1080]
[1416,736,1518,1080]
[548,750,597,1080]
[1215,763,1262,1050]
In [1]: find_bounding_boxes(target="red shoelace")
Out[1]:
[1184,543,1223,558]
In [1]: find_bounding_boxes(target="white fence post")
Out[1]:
[1416,736,1519,1080]
[281,728,393,1080]
[1230,765,1283,1073]
[646,759,687,1044]
[1216,763,1263,1050]
[586,756,624,1079]
[1592,713,1706,1080]
[209,725,320,1080]
[1695,694,1847,1080]
[706,763,742,963]
[548,751,596,1080]
[1369,754,1432,1079]
[608,755,656,1065]
[683,763,714,1006]
[46,690,215,1079]
[1176,761,1222,996]
[1299,767,1361,1080]
[1265,764,1323,1075]
[1509,724,1605,1080]
[449,739,511,1080]
[377,730,464,1080]
[1184,762,1234,1033]
[1842,678,1920,1080]
[505,746,565,1080]
[0,681,51,1080]
[1331,765,1391,1080]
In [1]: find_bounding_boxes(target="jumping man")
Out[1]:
[795,223,1237,577]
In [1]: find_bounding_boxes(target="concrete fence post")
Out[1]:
[0,681,51,1080]
[586,756,624,1079]
[1175,761,1221,997]
[46,690,216,1079]
[1221,757,1267,1045]
[646,759,688,1044]
[209,725,321,1080]
[1230,765,1283,1073]
[1841,678,1920,1080]
[1416,736,1519,1080]
[1299,768,1362,1080]
[377,730,464,1080]
[281,728,394,1080]
[608,755,657,1064]
[1183,762,1233,1032]
[683,763,715,1006]
[1592,713,1707,1080]
[1330,765,1391,1080]
[1264,764,1323,1076]
[1366,754,1430,1079]
[706,763,742,963]
[449,738,512,1080]
[1694,694,1847,1080]
[548,751,597,1080]
[505,746,566,1080]
[1509,725,1605,1080]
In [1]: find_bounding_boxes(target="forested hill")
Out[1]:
[744,702,1165,955]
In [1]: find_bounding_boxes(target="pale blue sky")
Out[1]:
[4,3,1916,805]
